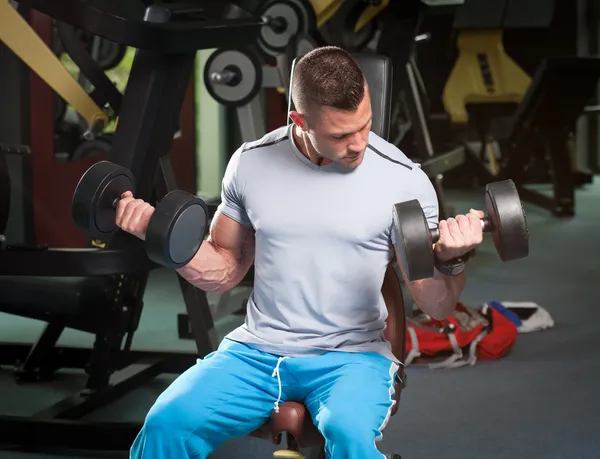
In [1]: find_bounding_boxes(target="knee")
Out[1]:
[143,398,205,438]
[318,406,374,444]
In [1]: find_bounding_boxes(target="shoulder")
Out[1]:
[241,126,289,155]
[366,131,427,180]
[228,125,290,174]
[366,132,435,197]
[367,131,417,171]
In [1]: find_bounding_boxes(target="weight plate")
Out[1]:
[258,0,316,57]
[204,48,263,107]
[96,39,127,70]
[392,199,435,281]
[71,136,112,160]
[259,2,301,56]
[72,161,135,239]
[145,190,208,269]
[484,179,529,262]
[293,32,318,57]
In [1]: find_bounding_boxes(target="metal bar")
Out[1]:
[33,359,165,420]
[0,343,200,373]
[107,50,195,206]
[237,99,266,142]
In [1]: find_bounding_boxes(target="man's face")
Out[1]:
[297,86,372,168]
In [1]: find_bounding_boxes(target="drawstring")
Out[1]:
[271,356,289,413]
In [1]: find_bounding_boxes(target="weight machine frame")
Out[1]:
[0,0,265,451]
[463,57,600,217]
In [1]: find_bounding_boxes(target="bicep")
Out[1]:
[209,211,255,266]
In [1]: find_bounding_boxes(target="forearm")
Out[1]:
[176,240,249,294]
[412,270,466,320]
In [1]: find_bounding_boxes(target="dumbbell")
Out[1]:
[393,179,529,281]
[72,161,208,269]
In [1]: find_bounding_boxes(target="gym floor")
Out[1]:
[1,179,599,459]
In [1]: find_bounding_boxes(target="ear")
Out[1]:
[289,111,308,131]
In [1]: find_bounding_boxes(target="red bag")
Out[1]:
[405,302,518,369]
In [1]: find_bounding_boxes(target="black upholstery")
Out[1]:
[0,276,114,328]
[288,53,394,141]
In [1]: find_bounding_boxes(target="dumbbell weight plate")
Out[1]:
[145,190,209,270]
[72,161,135,239]
[293,32,318,57]
[204,48,263,107]
[392,199,435,281]
[485,179,529,262]
[258,0,316,57]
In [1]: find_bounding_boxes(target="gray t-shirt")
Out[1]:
[218,124,438,363]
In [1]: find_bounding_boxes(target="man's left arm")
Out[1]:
[391,168,484,320]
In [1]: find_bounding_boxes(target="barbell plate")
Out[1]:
[204,48,263,107]
[71,136,112,160]
[72,161,135,239]
[145,190,208,269]
[259,2,301,56]
[485,179,529,262]
[258,0,316,57]
[293,32,318,57]
[392,199,435,281]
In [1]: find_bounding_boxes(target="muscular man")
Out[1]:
[119,47,484,459]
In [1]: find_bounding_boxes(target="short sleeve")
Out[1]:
[390,165,439,246]
[216,146,252,226]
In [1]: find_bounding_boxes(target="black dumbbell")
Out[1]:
[72,161,208,269]
[392,179,529,281]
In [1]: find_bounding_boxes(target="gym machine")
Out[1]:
[0,0,274,451]
[312,0,390,52]
[376,0,467,220]
[442,0,600,217]
[204,0,317,142]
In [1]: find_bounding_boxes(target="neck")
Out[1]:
[292,125,324,165]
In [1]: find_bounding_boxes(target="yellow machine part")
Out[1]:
[310,0,390,32]
[273,450,305,459]
[355,0,389,32]
[310,0,343,28]
[0,0,108,137]
[442,30,532,124]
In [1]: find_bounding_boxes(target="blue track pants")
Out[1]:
[130,339,399,458]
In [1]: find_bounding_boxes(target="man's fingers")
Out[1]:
[469,208,485,219]
[446,217,462,240]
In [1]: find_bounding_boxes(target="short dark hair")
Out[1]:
[291,46,365,115]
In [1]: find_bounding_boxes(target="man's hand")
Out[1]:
[434,209,485,262]
[115,191,155,240]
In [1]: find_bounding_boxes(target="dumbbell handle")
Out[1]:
[430,217,491,243]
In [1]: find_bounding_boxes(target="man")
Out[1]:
[119,46,484,459]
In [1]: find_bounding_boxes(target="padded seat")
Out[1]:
[0,275,113,320]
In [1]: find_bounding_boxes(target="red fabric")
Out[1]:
[478,305,518,360]
[406,302,517,365]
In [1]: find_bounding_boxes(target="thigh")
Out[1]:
[148,339,283,445]
[297,352,399,438]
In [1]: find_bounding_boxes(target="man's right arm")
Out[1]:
[175,212,255,294]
